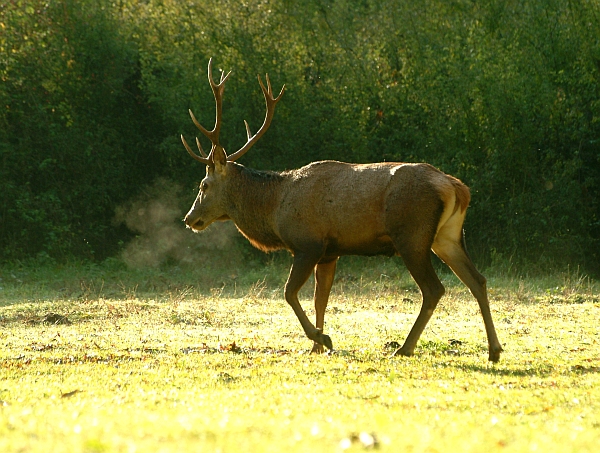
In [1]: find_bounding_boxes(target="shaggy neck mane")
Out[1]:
[227,164,287,252]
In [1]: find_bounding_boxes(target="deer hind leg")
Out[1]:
[284,252,334,352]
[392,245,446,358]
[432,230,503,362]
[311,259,338,353]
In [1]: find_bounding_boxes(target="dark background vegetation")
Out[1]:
[1,0,599,275]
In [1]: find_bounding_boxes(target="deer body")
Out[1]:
[181,60,503,362]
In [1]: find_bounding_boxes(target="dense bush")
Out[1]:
[1,0,599,274]
[0,0,167,259]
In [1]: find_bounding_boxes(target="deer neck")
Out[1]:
[226,164,286,252]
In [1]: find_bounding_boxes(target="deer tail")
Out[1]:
[451,178,471,214]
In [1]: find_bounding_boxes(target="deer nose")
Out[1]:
[184,215,203,229]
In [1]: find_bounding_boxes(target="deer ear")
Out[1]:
[211,146,228,174]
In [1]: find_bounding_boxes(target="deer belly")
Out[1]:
[325,234,396,257]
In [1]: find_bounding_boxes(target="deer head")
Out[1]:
[181,59,285,231]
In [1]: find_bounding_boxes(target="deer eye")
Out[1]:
[200,182,208,192]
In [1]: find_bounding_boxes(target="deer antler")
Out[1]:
[181,134,209,164]
[226,74,285,162]
[181,58,231,164]
[182,59,284,164]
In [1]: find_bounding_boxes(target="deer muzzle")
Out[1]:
[184,213,204,231]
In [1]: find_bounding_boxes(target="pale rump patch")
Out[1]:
[433,179,458,236]
[433,208,466,257]
[431,172,470,239]
[432,180,468,259]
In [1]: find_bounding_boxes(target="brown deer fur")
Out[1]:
[181,60,503,362]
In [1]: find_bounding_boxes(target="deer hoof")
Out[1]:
[310,329,333,351]
[311,343,325,354]
[390,347,413,358]
[488,346,503,363]
[315,332,333,351]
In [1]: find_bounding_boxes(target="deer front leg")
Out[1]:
[284,253,333,351]
[311,259,338,353]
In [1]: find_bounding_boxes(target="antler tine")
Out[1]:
[207,57,231,89]
[195,137,208,158]
[226,73,285,162]
[188,58,231,151]
[181,134,210,164]
[219,67,231,85]
[259,73,285,102]
[189,109,206,135]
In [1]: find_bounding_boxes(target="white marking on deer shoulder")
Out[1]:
[389,164,408,176]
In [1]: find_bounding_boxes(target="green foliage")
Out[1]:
[0,0,165,260]
[1,0,599,273]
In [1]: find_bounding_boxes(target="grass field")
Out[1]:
[1,260,599,452]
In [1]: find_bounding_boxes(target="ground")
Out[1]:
[1,262,599,452]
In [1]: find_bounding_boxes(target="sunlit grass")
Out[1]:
[1,262,599,452]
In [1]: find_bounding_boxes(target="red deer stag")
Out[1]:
[181,59,503,362]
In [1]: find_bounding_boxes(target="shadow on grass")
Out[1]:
[447,362,600,377]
